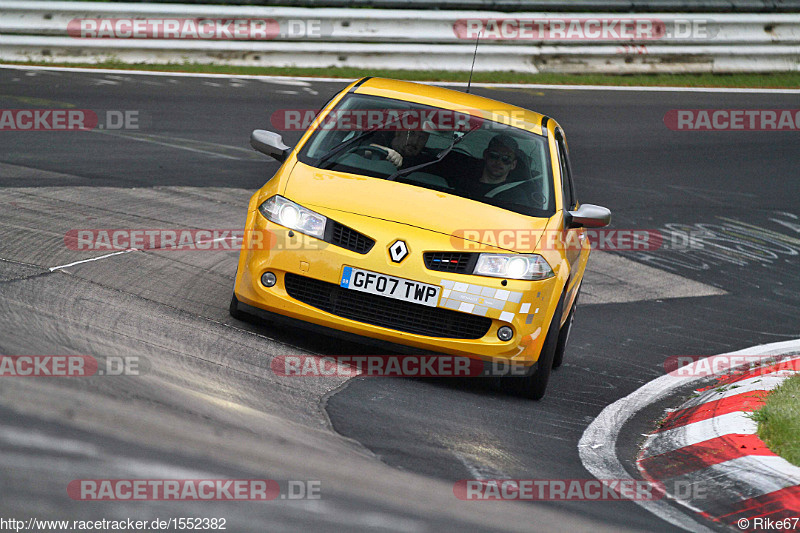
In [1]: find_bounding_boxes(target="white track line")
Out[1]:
[3,64,800,94]
[461,82,800,94]
[49,249,137,271]
[51,236,237,271]
[0,64,343,83]
[578,339,800,533]
[90,130,251,160]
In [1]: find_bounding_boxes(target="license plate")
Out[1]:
[340,266,440,307]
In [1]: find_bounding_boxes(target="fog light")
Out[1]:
[497,326,514,342]
[261,271,277,287]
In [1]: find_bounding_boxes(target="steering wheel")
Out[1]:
[347,145,390,160]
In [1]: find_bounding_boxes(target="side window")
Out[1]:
[555,129,576,210]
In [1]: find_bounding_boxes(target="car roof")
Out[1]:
[352,78,547,136]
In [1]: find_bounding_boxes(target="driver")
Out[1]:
[368,128,431,168]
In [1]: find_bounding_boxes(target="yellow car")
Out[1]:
[230,77,610,399]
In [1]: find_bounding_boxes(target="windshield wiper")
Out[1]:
[387,125,480,182]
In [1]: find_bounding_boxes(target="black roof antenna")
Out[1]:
[466,29,482,94]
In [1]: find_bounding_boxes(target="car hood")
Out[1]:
[283,162,549,252]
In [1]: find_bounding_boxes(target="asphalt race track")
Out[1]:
[1,66,799,532]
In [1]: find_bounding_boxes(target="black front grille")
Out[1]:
[423,252,477,274]
[328,221,375,254]
[284,273,491,339]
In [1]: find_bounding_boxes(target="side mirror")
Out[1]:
[567,204,611,228]
[250,129,290,162]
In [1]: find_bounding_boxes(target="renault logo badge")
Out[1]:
[389,240,409,263]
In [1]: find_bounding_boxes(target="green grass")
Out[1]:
[752,374,800,466]
[4,60,800,88]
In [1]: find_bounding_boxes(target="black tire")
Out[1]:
[506,293,564,400]
[552,289,579,370]
[229,293,246,320]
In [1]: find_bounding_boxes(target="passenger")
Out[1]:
[456,134,536,203]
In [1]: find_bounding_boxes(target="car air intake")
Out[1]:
[423,252,478,274]
[284,273,491,339]
[328,221,375,254]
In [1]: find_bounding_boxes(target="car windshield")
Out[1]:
[297,93,554,218]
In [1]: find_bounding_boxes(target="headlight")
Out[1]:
[258,195,327,240]
[473,253,553,281]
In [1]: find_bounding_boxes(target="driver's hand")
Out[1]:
[370,144,403,167]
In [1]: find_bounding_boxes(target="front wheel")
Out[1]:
[229,293,246,320]
[552,289,578,369]
[505,294,564,400]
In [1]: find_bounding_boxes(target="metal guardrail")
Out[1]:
[1,1,799,73]
[21,0,800,13]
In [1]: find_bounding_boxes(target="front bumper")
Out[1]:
[234,210,561,367]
